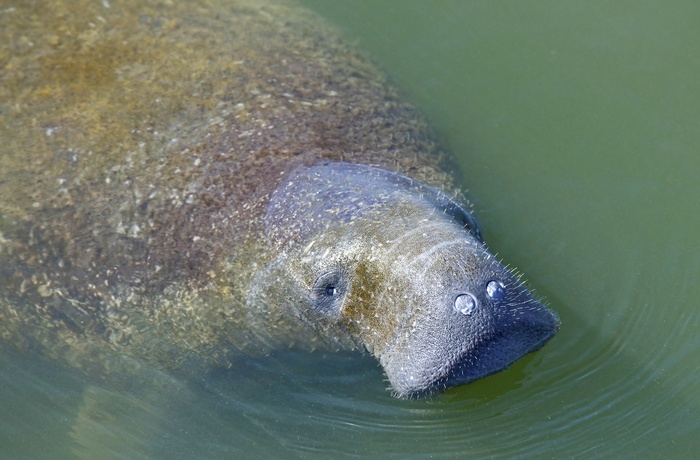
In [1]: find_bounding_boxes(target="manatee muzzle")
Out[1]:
[379,253,560,398]
[444,301,558,390]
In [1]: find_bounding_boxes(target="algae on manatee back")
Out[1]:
[0,0,557,397]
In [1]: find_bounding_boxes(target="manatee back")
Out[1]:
[0,0,457,379]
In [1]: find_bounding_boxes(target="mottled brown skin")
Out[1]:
[0,0,559,398]
[0,0,456,387]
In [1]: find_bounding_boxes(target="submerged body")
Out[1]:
[0,0,557,397]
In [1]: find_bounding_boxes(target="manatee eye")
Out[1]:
[486,280,505,301]
[311,270,347,316]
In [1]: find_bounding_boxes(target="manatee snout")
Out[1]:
[256,162,559,397]
[378,243,559,397]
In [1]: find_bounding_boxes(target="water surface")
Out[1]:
[2,0,699,458]
[301,1,700,457]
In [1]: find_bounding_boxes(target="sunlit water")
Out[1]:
[2,0,699,458]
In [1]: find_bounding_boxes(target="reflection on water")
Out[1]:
[2,0,700,458]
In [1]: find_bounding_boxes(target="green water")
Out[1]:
[2,0,699,458]
[301,0,700,457]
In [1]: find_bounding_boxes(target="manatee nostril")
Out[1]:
[454,293,478,316]
[486,280,505,301]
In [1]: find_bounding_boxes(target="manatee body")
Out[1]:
[0,0,558,397]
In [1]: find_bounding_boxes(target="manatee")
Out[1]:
[0,0,558,399]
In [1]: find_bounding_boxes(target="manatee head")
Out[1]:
[252,162,559,398]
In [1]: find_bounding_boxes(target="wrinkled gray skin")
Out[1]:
[251,162,559,397]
